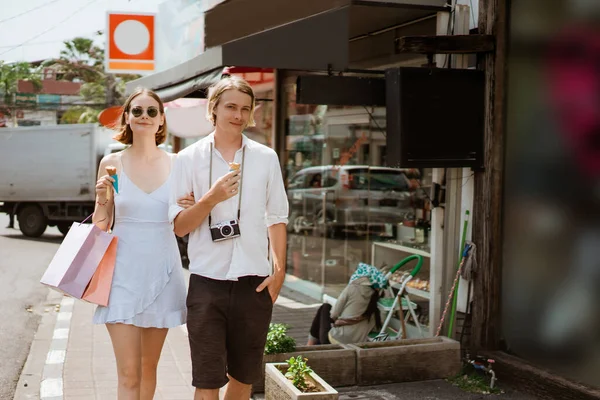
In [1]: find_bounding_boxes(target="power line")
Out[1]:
[0,31,103,49]
[0,0,102,58]
[0,40,65,49]
[0,0,64,25]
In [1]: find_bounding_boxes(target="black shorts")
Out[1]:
[186,274,273,389]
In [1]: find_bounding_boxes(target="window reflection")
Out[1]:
[282,77,433,330]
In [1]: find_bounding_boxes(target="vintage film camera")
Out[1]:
[210,219,241,242]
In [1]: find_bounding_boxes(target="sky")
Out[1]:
[0,0,165,63]
[0,0,480,65]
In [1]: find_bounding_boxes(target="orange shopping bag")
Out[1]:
[82,237,118,306]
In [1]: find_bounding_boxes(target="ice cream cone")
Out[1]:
[106,166,119,193]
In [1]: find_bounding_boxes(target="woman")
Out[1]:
[308,264,384,345]
[92,87,193,400]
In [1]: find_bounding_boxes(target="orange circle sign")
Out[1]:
[108,13,154,60]
[107,12,155,73]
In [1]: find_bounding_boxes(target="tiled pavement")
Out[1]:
[12,279,320,400]
[13,279,537,400]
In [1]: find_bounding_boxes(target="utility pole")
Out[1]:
[470,0,508,352]
[105,74,116,107]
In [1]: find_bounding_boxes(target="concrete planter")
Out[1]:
[254,344,356,393]
[265,363,339,400]
[347,336,461,385]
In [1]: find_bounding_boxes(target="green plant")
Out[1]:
[448,368,502,395]
[264,323,296,355]
[0,61,42,104]
[285,355,313,392]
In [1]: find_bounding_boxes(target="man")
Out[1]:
[169,76,288,400]
[7,212,14,229]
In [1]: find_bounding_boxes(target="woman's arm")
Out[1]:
[92,154,118,231]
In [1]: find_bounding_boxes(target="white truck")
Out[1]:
[0,124,115,237]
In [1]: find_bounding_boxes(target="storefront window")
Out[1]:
[245,90,274,147]
[282,75,433,333]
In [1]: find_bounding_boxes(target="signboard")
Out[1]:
[37,94,61,110]
[155,1,204,72]
[106,12,155,74]
[15,93,36,106]
[153,1,225,72]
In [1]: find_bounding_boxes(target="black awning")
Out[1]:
[204,0,448,48]
[146,69,223,103]
[127,7,351,100]
[127,0,446,101]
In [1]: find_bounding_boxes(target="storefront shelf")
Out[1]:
[372,242,431,258]
[397,285,431,300]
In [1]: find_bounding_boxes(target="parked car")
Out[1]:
[287,165,422,237]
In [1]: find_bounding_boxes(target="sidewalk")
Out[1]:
[12,284,319,400]
[14,284,537,400]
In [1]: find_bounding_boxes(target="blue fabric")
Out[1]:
[349,262,389,289]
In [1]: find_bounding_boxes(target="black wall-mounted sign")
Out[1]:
[385,67,485,169]
[296,75,386,106]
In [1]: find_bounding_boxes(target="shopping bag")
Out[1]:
[40,222,114,299]
[82,236,118,306]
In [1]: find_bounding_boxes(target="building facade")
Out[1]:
[129,0,600,396]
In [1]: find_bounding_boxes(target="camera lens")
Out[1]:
[221,225,233,236]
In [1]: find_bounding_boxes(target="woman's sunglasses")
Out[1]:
[131,106,159,118]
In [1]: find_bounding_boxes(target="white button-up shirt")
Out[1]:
[169,133,289,280]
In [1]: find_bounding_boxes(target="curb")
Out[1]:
[40,296,74,400]
[13,290,64,400]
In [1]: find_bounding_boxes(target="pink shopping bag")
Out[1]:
[40,222,114,299]
[81,236,118,306]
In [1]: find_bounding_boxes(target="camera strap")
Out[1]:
[208,142,245,226]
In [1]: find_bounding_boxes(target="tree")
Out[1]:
[49,37,104,83]
[46,35,140,108]
[60,37,103,69]
[0,62,41,125]
[0,61,41,105]
[60,106,99,124]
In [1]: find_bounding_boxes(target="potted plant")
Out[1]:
[264,323,297,355]
[265,356,338,400]
[254,324,356,393]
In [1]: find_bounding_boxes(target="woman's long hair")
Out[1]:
[363,289,382,330]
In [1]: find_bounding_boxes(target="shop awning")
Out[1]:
[128,7,350,101]
[204,0,449,48]
[128,1,447,101]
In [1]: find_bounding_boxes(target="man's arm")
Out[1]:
[269,223,287,291]
[173,195,217,237]
[256,224,287,303]
[171,157,241,237]
[256,152,290,302]
[168,153,194,236]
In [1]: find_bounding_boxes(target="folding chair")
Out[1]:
[372,254,424,341]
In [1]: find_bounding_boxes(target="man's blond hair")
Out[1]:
[206,76,256,127]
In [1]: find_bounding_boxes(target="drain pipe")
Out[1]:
[488,368,497,389]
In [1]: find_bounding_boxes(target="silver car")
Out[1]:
[287,165,421,237]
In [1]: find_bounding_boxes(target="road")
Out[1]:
[0,214,62,400]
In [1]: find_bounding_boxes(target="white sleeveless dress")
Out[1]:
[93,162,187,328]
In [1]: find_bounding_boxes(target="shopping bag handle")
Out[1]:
[79,203,115,232]
[81,213,94,224]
